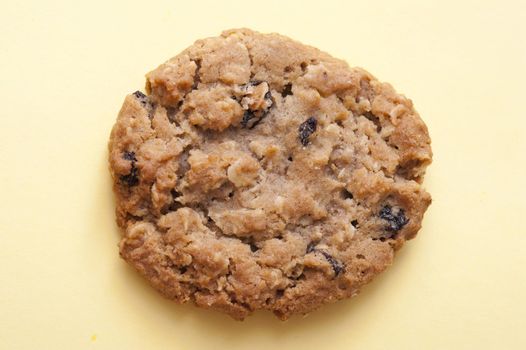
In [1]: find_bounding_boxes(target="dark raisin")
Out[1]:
[121,151,139,186]
[241,110,256,128]
[122,151,136,162]
[239,81,274,129]
[363,111,382,132]
[262,87,275,113]
[307,244,344,276]
[241,110,270,129]
[132,91,146,99]
[298,117,317,146]
[120,166,139,187]
[379,205,408,233]
[320,251,345,276]
[238,80,261,92]
[306,242,317,253]
[351,220,359,228]
[132,91,150,107]
[281,83,293,97]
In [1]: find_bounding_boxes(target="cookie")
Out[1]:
[108,29,432,320]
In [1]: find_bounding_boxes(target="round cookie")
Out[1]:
[108,29,432,320]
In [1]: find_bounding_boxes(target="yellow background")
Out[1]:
[1,0,525,349]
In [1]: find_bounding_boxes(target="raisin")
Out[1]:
[298,117,317,146]
[239,81,274,129]
[132,90,146,99]
[281,83,293,97]
[351,220,359,228]
[320,251,345,276]
[239,80,262,92]
[306,243,344,276]
[121,151,139,186]
[379,205,408,233]
[120,166,139,187]
[122,151,137,162]
[241,105,273,130]
[241,110,258,128]
[132,91,148,105]
[264,89,274,106]
[132,90,153,113]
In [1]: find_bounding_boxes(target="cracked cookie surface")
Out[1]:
[108,28,432,320]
